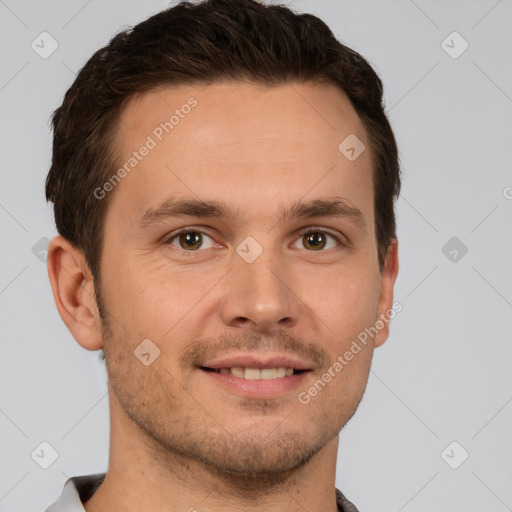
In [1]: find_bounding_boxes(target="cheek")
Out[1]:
[103,258,221,341]
[304,265,380,345]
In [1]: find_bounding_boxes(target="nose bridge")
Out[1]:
[220,239,298,331]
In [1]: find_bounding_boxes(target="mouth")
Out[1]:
[196,355,313,398]
[200,366,308,380]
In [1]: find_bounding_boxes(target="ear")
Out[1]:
[374,238,399,348]
[47,235,103,351]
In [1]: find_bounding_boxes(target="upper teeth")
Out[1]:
[217,367,294,379]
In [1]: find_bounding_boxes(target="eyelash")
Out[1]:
[163,227,345,252]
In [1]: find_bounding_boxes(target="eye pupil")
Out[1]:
[304,232,326,250]
[180,232,202,250]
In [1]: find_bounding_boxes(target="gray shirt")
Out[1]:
[45,473,360,511]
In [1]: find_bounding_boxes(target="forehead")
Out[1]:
[116,80,365,151]
[107,81,373,226]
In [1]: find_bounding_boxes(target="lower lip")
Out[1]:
[199,369,311,398]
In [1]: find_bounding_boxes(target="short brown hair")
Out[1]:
[46,0,400,280]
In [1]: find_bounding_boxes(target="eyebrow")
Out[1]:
[137,199,236,228]
[137,197,366,231]
[280,198,366,230]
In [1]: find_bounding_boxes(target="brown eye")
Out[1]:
[179,232,202,250]
[303,232,326,250]
[167,231,216,251]
[292,230,341,251]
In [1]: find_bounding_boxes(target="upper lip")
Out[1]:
[199,353,313,371]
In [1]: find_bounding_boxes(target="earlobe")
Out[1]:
[47,235,103,351]
[374,238,399,348]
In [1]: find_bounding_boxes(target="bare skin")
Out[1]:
[48,81,398,512]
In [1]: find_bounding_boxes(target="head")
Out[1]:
[46,0,400,485]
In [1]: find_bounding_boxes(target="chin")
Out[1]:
[181,430,325,487]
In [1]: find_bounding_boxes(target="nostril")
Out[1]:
[227,317,259,330]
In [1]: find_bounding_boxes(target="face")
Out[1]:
[96,81,396,479]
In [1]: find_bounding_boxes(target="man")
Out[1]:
[45,0,400,510]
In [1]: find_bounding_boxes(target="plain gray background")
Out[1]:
[1,0,511,510]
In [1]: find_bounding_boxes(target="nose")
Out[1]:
[219,248,300,333]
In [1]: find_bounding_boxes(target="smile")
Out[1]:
[202,367,306,380]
